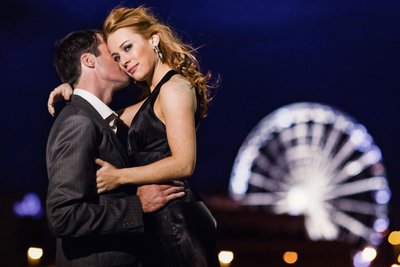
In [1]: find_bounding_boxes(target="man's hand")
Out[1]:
[137,182,185,213]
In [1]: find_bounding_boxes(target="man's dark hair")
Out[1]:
[54,29,103,86]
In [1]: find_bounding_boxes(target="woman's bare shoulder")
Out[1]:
[162,74,194,94]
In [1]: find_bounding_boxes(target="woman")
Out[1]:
[48,6,219,267]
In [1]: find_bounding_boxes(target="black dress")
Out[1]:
[127,70,219,267]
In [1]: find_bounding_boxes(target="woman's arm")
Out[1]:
[47,83,73,116]
[96,77,197,192]
[47,83,142,127]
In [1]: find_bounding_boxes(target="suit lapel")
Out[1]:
[107,125,130,166]
[69,95,130,166]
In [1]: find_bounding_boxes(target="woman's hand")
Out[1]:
[48,83,73,116]
[96,158,121,194]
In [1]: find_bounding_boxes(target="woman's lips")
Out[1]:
[128,64,138,74]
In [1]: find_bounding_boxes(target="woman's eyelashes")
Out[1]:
[113,55,121,62]
[123,43,132,52]
[112,44,132,62]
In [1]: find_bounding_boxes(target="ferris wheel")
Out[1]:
[229,102,390,249]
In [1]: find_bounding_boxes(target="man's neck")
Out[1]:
[76,80,113,105]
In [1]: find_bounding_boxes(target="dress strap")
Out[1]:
[150,70,178,101]
[155,70,177,91]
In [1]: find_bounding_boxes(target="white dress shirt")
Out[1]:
[73,89,118,133]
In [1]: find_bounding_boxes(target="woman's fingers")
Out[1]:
[47,83,73,116]
[95,158,106,167]
[62,86,72,100]
[47,90,57,116]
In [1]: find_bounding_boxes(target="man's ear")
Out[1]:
[151,34,160,46]
[81,53,95,68]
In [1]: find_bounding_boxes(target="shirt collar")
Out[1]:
[73,88,116,120]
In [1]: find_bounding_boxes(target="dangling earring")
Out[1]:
[153,44,163,61]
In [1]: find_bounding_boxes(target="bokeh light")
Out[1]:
[218,250,234,265]
[283,251,298,264]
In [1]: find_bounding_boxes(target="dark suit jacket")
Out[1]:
[46,95,144,267]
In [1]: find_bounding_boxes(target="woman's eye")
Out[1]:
[113,55,121,62]
[123,44,132,52]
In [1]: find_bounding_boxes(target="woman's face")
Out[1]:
[107,27,156,83]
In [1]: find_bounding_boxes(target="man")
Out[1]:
[46,29,184,267]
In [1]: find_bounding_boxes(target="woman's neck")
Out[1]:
[148,62,173,92]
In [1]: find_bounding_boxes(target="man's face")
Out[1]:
[95,35,130,90]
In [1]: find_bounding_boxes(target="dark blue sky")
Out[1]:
[1,0,399,225]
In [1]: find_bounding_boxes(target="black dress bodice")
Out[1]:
[126,70,218,267]
[127,70,175,166]
[127,70,200,167]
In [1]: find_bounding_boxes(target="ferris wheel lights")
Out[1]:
[350,128,368,146]
[229,148,258,198]
[346,161,363,176]
[361,247,377,261]
[349,126,373,153]
[286,186,308,215]
[388,231,400,245]
[335,115,351,131]
[369,233,384,246]
[373,218,389,233]
[370,163,385,176]
[275,108,293,128]
[353,247,377,267]
[365,147,382,163]
[229,102,390,248]
[374,189,391,204]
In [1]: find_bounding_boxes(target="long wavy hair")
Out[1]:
[103,6,214,118]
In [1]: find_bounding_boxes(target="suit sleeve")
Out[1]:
[46,114,144,238]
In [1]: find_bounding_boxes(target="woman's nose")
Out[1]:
[121,55,130,68]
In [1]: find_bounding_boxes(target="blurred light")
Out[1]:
[371,162,385,176]
[373,217,389,233]
[353,251,368,267]
[375,189,391,204]
[346,161,362,176]
[350,128,367,147]
[398,254,400,263]
[13,193,43,218]
[218,250,234,265]
[388,231,400,245]
[369,232,383,247]
[283,251,298,264]
[361,247,377,262]
[365,147,381,163]
[229,102,390,246]
[391,264,400,267]
[287,187,308,215]
[353,247,377,267]
[27,247,43,260]
[353,251,371,267]
[276,108,293,128]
